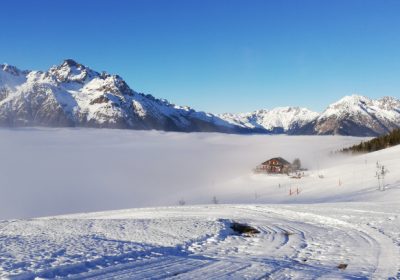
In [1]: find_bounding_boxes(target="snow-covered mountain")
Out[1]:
[219,95,400,136]
[312,95,400,136]
[0,60,399,136]
[0,60,246,133]
[219,107,320,134]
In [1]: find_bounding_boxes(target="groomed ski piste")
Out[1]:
[0,129,399,279]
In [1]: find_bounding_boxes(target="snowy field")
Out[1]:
[1,128,400,279]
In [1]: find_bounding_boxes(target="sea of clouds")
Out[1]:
[0,128,363,219]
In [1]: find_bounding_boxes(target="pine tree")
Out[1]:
[341,129,400,154]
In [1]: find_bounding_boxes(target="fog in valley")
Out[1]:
[0,128,365,219]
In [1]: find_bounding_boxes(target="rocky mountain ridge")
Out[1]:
[0,60,399,136]
[0,60,244,133]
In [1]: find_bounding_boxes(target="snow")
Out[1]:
[0,65,27,91]
[1,61,399,135]
[0,128,400,278]
[219,94,400,135]
[1,204,399,279]
[0,60,244,132]
[320,94,400,123]
[219,107,319,131]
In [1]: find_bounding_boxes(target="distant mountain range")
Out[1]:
[220,95,400,136]
[0,59,399,136]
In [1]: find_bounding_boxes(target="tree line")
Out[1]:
[341,128,400,154]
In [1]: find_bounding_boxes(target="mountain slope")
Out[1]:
[313,95,400,136]
[219,107,319,134]
[1,60,399,135]
[0,60,245,133]
[219,95,400,136]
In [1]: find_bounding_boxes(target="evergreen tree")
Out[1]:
[341,129,400,154]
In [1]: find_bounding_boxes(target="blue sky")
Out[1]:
[1,0,400,113]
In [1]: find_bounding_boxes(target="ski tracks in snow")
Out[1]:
[1,204,399,279]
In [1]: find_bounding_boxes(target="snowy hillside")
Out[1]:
[1,60,399,135]
[2,201,399,279]
[1,128,400,279]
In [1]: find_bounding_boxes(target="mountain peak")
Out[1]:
[62,59,81,67]
[327,95,400,112]
[0,60,399,136]
[377,96,400,110]
[1,63,24,76]
[326,95,372,112]
[219,106,319,132]
[335,94,370,104]
[316,95,400,136]
[378,96,400,103]
[49,59,98,83]
[57,59,88,72]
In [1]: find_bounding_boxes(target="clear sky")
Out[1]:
[1,0,400,113]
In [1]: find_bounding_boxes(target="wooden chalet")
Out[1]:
[255,157,292,174]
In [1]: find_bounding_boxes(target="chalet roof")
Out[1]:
[262,157,291,166]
